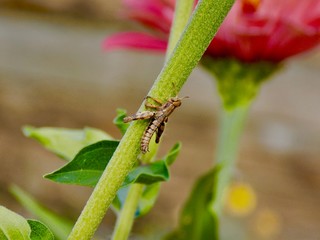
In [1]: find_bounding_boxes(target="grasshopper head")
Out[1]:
[169,96,189,107]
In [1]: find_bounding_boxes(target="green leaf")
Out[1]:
[122,161,169,187]
[0,230,8,240]
[112,183,161,218]
[113,109,130,135]
[45,140,119,187]
[113,143,181,217]
[27,220,54,240]
[162,142,181,166]
[123,142,181,186]
[164,168,219,240]
[45,141,181,188]
[10,185,73,240]
[0,206,31,240]
[23,126,112,161]
[44,141,181,219]
[122,142,181,186]
[137,183,161,217]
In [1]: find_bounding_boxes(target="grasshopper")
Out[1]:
[123,96,188,153]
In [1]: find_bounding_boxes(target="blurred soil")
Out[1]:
[0,6,320,240]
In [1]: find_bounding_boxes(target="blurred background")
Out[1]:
[0,1,320,239]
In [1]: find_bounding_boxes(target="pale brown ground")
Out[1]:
[0,4,320,240]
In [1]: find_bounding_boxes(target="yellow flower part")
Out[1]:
[253,208,282,238]
[225,181,257,217]
[243,0,260,8]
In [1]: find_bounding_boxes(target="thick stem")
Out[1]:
[150,0,234,100]
[211,104,250,216]
[111,1,195,239]
[111,184,144,240]
[68,0,234,239]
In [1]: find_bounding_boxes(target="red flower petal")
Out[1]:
[105,0,320,62]
[102,32,167,52]
[209,0,320,62]
[122,0,174,33]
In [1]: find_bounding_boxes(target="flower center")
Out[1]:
[242,0,260,13]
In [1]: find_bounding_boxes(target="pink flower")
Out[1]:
[103,0,320,62]
[104,0,172,51]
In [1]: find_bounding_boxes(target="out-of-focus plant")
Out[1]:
[0,205,54,240]
[104,0,320,238]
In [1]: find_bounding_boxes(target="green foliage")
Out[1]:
[45,140,120,187]
[23,122,181,219]
[23,126,112,161]
[27,220,54,240]
[122,143,181,187]
[113,109,130,135]
[113,143,181,217]
[0,206,31,240]
[136,183,161,217]
[45,142,181,189]
[23,121,182,234]
[165,168,219,240]
[112,184,160,218]
[124,161,169,186]
[161,142,181,166]
[10,185,73,240]
[0,206,53,240]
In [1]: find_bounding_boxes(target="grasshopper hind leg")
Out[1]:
[155,122,165,143]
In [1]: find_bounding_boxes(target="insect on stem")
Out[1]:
[123,96,188,153]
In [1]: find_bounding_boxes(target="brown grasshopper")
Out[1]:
[123,96,188,153]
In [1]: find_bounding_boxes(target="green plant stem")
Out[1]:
[67,0,234,239]
[111,184,144,240]
[166,0,195,59]
[211,104,250,216]
[201,58,280,217]
[111,1,195,239]
[150,0,234,100]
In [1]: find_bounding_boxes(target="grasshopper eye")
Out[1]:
[173,101,182,107]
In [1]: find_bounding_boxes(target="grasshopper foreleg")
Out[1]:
[145,102,161,110]
[145,96,163,105]
[123,111,155,123]
[144,96,164,110]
